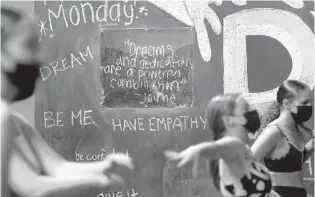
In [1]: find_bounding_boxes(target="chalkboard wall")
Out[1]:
[34,1,314,197]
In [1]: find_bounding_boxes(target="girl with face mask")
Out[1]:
[1,6,134,197]
[1,7,41,197]
[251,80,314,197]
[165,93,272,197]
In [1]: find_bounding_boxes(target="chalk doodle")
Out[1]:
[223,8,314,109]
[37,20,55,42]
[136,5,149,19]
[282,0,304,9]
[37,20,48,36]
[148,0,310,62]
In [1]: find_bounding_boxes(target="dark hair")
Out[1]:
[206,93,240,189]
[277,80,308,104]
[266,80,309,124]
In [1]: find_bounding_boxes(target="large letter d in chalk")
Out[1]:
[223,8,314,105]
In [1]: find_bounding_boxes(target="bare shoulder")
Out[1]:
[1,100,10,119]
[10,111,36,130]
[251,124,284,160]
[259,124,284,140]
[10,111,36,137]
[1,100,13,130]
[1,100,15,142]
[10,111,31,125]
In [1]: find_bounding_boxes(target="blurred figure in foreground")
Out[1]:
[1,6,134,197]
[165,93,272,197]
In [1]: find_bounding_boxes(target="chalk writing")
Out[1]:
[46,1,141,32]
[100,28,194,108]
[111,116,206,132]
[97,188,138,197]
[43,110,95,128]
[71,110,95,126]
[44,111,64,128]
[34,1,314,197]
[40,46,94,81]
[304,157,314,180]
[75,148,129,162]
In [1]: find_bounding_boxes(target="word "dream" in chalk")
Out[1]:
[40,46,94,81]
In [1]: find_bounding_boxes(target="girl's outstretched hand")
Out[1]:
[55,153,134,187]
[164,145,201,178]
[100,153,134,185]
[102,153,134,172]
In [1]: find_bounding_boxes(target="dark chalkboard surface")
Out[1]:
[34,1,314,197]
[100,28,195,108]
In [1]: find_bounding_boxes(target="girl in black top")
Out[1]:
[251,80,314,197]
[165,93,272,197]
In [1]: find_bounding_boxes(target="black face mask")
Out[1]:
[291,105,313,124]
[4,62,40,101]
[243,110,261,133]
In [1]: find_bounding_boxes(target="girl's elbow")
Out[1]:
[253,153,262,161]
[26,189,44,197]
[27,177,51,197]
[251,147,262,160]
[10,184,43,197]
[9,175,46,197]
[33,188,48,197]
[250,147,258,157]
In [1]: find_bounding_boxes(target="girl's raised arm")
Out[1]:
[165,136,246,167]
[197,136,246,160]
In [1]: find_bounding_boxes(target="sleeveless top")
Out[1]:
[264,125,307,172]
[220,145,272,197]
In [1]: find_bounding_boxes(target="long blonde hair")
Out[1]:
[206,93,240,189]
